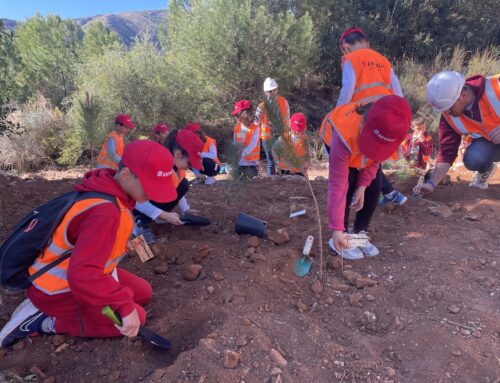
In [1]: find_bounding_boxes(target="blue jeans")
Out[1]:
[463,138,500,173]
[262,140,276,175]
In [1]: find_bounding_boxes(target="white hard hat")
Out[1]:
[426,71,466,112]
[263,77,278,92]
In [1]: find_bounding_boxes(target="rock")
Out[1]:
[460,329,471,336]
[356,277,378,289]
[198,246,213,258]
[331,284,350,293]
[429,205,453,219]
[450,203,462,212]
[366,294,375,301]
[242,317,252,326]
[223,350,240,369]
[108,370,121,382]
[343,270,361,286]
[212,271,225,281]
[13,340,26,350]
[270,348,288,367]
[451,349,462,356]
[183,264,202,281]
[207,286,215,294]
[386,367,396,377]
[247,236,261,248]
[311,280,323,295]
[200,338,219,354]
[236,336,248,347]
[250,253,266,262]
[326,297,334,305]
[54,343,69,354]
[472,330,482,338]
[327,257,342,269]
[267,228,290,245]
[153,265,168,275]
[52,334,66,347]
[363,311,377,323]
[448,304,460,314]
[465,214,482,222]
[271,367,282,376]
[349,293,363,307]
[244,247,256,258]
[394,315,404,331]
[43,378,56,383]
[296,300,308,313]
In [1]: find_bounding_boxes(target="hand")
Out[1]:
[489,126,500,144]
[159,211,184,225]
[117,309,140,337]
[332,231,348,252]
[351,186,366,212]
[184,209,200,215]
[413,182,435,195]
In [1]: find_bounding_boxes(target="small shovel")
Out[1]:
[101,306,172,350]
[294,235,314,277]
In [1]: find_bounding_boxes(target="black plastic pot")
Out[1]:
[234,212,267,237]
[181,213,211,227]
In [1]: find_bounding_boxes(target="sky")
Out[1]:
[0,0,168,20]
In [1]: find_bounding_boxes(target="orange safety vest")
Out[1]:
[202,136,221,164]
[96,131,124,169]
[319,114,333,148]
[342,48,393,105]
[172,168,187,188]
[234,122,260,162]
[443,75,500,140]
[260,96,290,140]
[325,103,375,169]
[28,197,133,295]
[275,132,309,173]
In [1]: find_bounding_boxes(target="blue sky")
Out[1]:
[1,0,168,20]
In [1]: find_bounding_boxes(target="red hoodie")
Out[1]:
[29,169,138,317]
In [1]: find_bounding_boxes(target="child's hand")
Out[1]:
[159,211,184,225]
[117,309,140,337]
[332,231,348,252]
[352,186,366,212]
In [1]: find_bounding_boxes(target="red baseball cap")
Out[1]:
[231,100,252,116]
[184,122,201,133]
[115,114,135,129]
[121,140,177,203]
[358,96,412,162]
[175,130,203,170]
[339,26,366,45]
[153,122,169,134]
[290,113,307,133]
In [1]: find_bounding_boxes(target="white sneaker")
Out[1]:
[0,299,47,348]
[328,238,364,260]
[469,163,497,189]
[205,176,216,186]
[356,231,379,257]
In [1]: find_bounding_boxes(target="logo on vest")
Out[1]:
[373,129,395,142]
[157,170,173,177]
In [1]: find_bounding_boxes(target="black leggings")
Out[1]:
[380,172,394,195]
[200,158,220,177]
[133,178,190,224]
[344,167,382,233]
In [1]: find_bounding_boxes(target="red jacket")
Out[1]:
[402,131,433,169]
[437,75,485,165]
[29,169,138,317]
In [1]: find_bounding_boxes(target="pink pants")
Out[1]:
[28,269,152,337]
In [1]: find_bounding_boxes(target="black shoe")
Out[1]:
[134,220,157,244]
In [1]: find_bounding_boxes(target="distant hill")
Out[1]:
[1,9,166,46]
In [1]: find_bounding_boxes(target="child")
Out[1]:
[232,100,261,178]
[184,122,221,186]
[256,78,290,175]
[0,140,177,347]
[96,114,135,169]
[274,113,310,175]
[402,116,433,170]
[152,122,170,144]
[134,129,204,244]
[327,96,411,260]
[337,27,408,206]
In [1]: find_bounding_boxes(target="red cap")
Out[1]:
[339,26,366,45]
[358,96,412,162]
[115,114,135,129]
[290,113,307,133]
[184,122,201,133]
[121,140,177,203]
[175,130,204,170]
[231,100,251,116]
[153,122,169,134]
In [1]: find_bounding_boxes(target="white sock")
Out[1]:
[385,191,396,199]
[40,317,56,334]
[178,197,190,214]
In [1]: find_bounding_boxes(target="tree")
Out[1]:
[0,20,19,102]
[14,14,83,107]
[75,92,104,166]
[82,21,122,57]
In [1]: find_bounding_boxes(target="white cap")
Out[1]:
[426,71,466,112]
[263,77,278,92]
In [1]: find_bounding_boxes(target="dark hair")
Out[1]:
[342,31,367,46]
[117,161,136,177]
[195,128,206,142]
[164,128,189,157]
[355,102,373,116]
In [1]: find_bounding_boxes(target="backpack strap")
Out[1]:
[28,192,120,284]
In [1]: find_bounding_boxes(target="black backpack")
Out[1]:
[0,191,117,291]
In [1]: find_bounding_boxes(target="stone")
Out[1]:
[327,257,342,269]
[356,277,378,289]
[223,350,240,369]
[236,336,248,347]
[247,236,261,248]
[270,348,288,367]
[343,270,361,286]
[267,228,291,245]
[244,247,256,258]
[212,271,224,281]
[450,203,462,212]
[207,286,215,294]
[200,338,219,354]
[311,280,323,295]
[363,311,377,323]
[250,253,266,262]
[52,334,66,347]
[451,349,462,356]
[331,284,350,293]
[429,205,453,219]
[108,370,121,382]
[460,329,471,336]
[296,300,308,313]
[472,330,482,338]
[386,367,396,377]
[183,264,202,281]
[43,378,56,383]
[13,340,25,350]
[271,367,282,376]
[54,343,69,354]
[465,214,482,222]
[448,304,460,314]
[153,265,168,275]
[366,294,375,301]
[349,293,363,307]
[326,297,334,305]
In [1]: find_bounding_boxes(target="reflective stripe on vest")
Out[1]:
[97,132,124,169]
[260,96,290,140]
[29,198,134,295]
[235,123,260,161]
[443,75,500,140]
[353,81,392,96]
